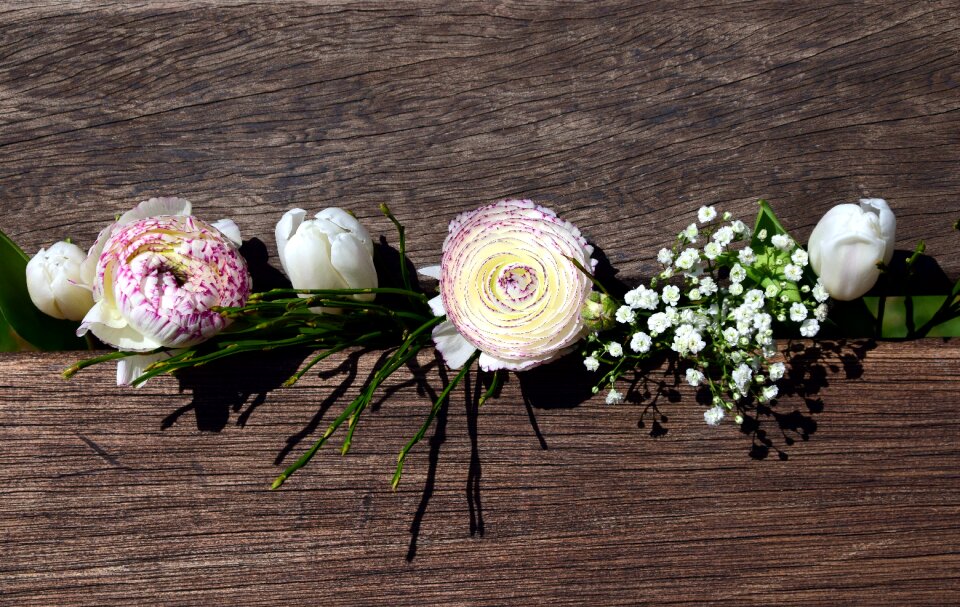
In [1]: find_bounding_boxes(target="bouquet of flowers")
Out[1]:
[2,195,957,488]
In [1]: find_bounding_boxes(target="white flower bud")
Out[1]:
[807,198,895,301]
[26,241,94,321]
[276,207,378,311]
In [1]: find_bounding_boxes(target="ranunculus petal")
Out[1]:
[435,199,593,370]
[118,197,191,224]
[432,320,478,369]
[79,210,250,350]
[117,351,174,387]
[418,265,442,280]
[212,218,243,247]
[427,295,446,317]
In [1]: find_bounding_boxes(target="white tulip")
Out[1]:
[807,198,896,301]
[26,241,94,321]
[275,208,378,309]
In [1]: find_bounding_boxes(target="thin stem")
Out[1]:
[283,331,385,387]
[565,255,609,297]
[271,315,444,490]
[391,351,480,490]
[380,203,412,292]
[247,287,427,303]
[62,350,145,379]
[478,369,503,407]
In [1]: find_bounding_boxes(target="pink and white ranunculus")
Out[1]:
[422,199,595,372]
[77,198,251,378]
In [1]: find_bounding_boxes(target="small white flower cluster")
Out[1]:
[582,205,827,427]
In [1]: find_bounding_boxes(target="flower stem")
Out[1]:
[246,287,427,303]
[391,351,479,490]
[478,369,503,407]
[380,203,412,292]
[270,315,444,490]
[62,350,143,379]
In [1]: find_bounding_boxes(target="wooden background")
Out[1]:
[1,1,959,604]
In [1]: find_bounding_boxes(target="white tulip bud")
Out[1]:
[25,241,94,321]
[275,208,378,310]
[807,198,895,301]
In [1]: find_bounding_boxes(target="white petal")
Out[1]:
[116,351,174,387]
[428,295,446,317]
[78,301,163,351]
[860,198,896,264]
[329,233,378,299]
[211,218,242,247]
[275,208,307,275]
[49,270,94,321]
[25,249,61,319]
[119,197,192,224]
[432,320,477,369]
[418,265,442,280]
[479,352,543,372]
[282,226,338,290]
[315,208,374,255]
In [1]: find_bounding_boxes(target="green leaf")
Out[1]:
[830,295,960,338]
[0,229,87,350]
[750,199,789,249]
[0,307,19,352]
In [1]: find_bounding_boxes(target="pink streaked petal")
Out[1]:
[118,197,192,225]
[211,218,242,247]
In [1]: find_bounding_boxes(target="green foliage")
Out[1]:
[0,229,86,351]
[0,308,19,352]
[750,199,789,248]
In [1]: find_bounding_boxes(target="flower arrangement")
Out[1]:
[1,195,957,489]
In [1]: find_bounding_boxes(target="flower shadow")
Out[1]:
[165,349,311,432]
[738,338,876,460]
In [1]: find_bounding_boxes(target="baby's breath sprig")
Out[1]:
[580,201,828,427]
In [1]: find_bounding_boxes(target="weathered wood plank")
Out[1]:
[0,341,958,605]
[1,1,958,280]
[1,0,960,604]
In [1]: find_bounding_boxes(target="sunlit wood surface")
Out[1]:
[1,1,959,604]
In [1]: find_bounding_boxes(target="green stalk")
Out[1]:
[380,203,412,292]
[391,351,479,490]
[63,350,144,379]
[283,331,386,387]
[247,287,427,303]
[271,315,444,490]
[478,369,503,407]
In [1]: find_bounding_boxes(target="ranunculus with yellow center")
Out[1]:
[421,199,595,372]
[76,197,252,384]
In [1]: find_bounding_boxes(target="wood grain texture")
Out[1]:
[1,1,960,604]
[1,1,959,279]
[1,341,959,605]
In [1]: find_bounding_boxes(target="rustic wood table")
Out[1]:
[1,2,959,605]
